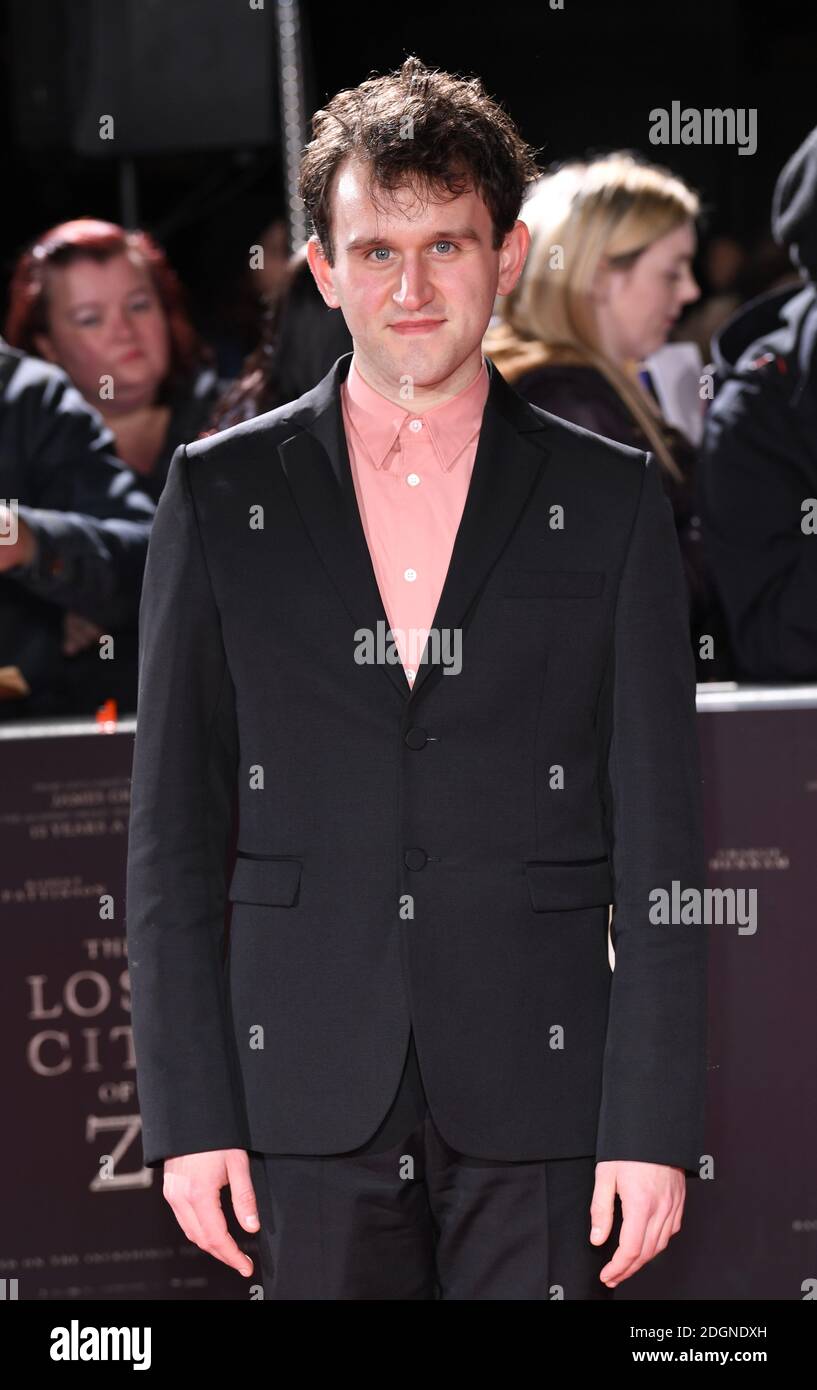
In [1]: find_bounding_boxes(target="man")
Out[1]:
[0,340,155,718]
[699,123,817,681]
[127,57,708,1300]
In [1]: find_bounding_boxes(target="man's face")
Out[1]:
[308,156,529,397]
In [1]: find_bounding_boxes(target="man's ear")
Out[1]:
[306,235,341,309]
[496,220,531,297]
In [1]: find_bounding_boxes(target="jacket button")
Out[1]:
[404,847,427,871]
[404,727,428,749]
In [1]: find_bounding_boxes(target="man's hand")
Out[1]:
[590,1160,686,1287]
[163,1148,261,1277]
[0,510,37,571]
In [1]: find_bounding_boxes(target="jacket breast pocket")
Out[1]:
[498,568,605,598]
[228,854,302,906]
[524,856,613,912]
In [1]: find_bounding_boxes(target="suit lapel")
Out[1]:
[278,351,552,704]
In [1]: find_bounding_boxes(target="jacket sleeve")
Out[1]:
[595,453,709,1173]
[697,372,817,680]
[3,368,155,625]
[126,444,248,1167]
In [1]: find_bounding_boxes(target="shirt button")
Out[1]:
[406,473,421,487]
[409,419,423,432]
[404,567,417,582]
[405,668,416,681]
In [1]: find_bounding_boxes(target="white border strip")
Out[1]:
[3,684,817,740]
[0,715,137,740]
[695,682,817,712]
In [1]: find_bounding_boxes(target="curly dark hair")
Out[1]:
[298,55,543,265]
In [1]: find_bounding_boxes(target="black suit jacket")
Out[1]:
[126,350,708,1171]
[0,344,155,718]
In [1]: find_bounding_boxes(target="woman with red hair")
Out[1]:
[5,218,223,505]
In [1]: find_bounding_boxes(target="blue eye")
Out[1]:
[366,241,458,262]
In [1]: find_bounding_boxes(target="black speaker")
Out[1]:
[9,0,278,155]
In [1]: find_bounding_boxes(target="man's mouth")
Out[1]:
[390,320,445,335]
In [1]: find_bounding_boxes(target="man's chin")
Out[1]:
[381,334,455,378]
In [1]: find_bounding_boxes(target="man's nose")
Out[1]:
[393,258,434,310]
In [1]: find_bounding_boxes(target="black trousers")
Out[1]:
[248,1031,621,1300]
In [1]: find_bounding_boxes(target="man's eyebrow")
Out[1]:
[345,227,482,253]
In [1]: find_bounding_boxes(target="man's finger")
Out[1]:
[167,1193,207,1251]
[670,1183,686,1236]
[226,1150,261,1233]
[653,1205,679,1258]
[602,1196,679,1286]
[190,1186,254,1277]
[589,1162,617,1244]
[599,1199,650,1284]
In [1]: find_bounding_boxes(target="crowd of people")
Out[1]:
[2,122,817,721]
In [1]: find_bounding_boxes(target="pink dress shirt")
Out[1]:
[340,353,490,685]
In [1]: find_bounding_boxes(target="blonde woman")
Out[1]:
[485,153,732,680]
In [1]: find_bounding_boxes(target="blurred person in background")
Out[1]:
[672,233,747,362]
[0,339,154,719]
[253,215,292,305]
[5,218,223,508]
[208,242,352,430]
[699,124,817,682]
[188,205,292,380]
[677,231,797,362]
[484,153,733,680]
[5,218,222,667]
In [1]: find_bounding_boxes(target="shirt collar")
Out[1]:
[341,351,490,472]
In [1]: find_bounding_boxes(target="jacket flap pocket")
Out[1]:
[524,857,613,911]
[228,855,302,906]
[499,568,604,598]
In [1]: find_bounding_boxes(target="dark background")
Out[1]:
[1,0,814,362]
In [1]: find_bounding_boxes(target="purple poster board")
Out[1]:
[617,685,817,1300]
[0,716,251,1300]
